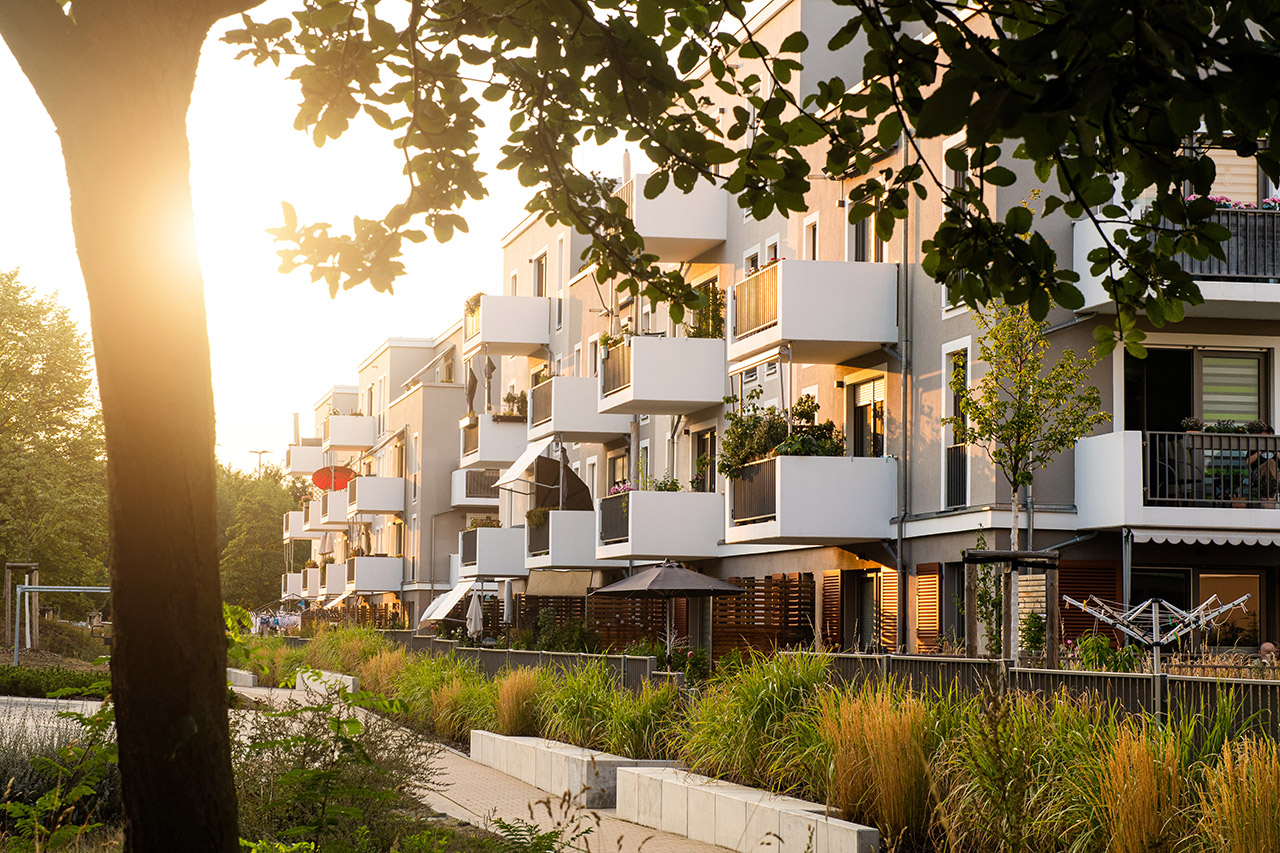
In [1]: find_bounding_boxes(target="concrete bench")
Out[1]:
[617,766,879,853]
[297,668,361,694]
[226,668,258,688]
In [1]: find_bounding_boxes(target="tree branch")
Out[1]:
[0,0,83,111]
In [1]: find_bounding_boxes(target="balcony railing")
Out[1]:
[464,309,481,340]
[530,379,553,426]
[461,529,478,566]
[733,264,780,340]
[1181,210,1280,281]
[1145,430,1280,507]
[465,468,500,499]
[601,344,632,396]
[528,522,550,556]
[599,493,630,544]
[730,457,777,525]
[462,422,479,456]
[347,561,356,584]
[945,444,967,509]
[614,179,635,216]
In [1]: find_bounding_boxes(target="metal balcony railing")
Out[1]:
[530,379,553,426]
[599,494,630,544]
[1181,210,1280,281]
[731,457,777,525]
[601,344,631,396]
[462,422,479,456]
[461,529,478,566]
[464,309,481,340]
[945,444,967,509]
[465,468,500,499]
[733,264,780,340]
[614,179,635,217]
[1145,430,1280,506]
[528,522,550,557]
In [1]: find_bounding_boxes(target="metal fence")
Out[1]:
[460,529,478,566]
[944,444,967,508]
[461,423,479,456]
[601,344,631,396]
[599,493,629,544]
[465,468,500,499]
[530,379,553,427]
[730,457,777,525]
[1180,209,1280,281]
[1144,430,1280,507]
[527,521,549,556]
[732,264,779,340]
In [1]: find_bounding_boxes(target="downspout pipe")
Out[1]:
[895,131,913,653]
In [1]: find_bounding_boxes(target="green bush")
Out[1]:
[0,667,108,700]
[36,621,106,663]
[304,626,391,674]
[540,662,615,751]
[395,654,487,731]
[603,681,680,760]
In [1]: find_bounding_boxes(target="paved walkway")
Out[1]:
[237,686,730,852]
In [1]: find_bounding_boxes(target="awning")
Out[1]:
[525,569,593,598]
[728,345,785,377]
[324,590,354,609]
[1131,528,1280,547]
[417,579,475,626]
[496,436,556,488]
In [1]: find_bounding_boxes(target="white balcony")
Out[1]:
[1075,430,1280,533]
[286,442,325,477]
[462,295,551,357]
[458,527,527,579]
[322,562,346,595]
[526,510,628,570]
[320,490,349,527]
[283,510,323,541]
[598,336,727,416]
[322,414,378,453]
[596,490,724,561]
[303,567,322,599]
[725,456,896,545]
[727,260,898,364]
[528,377,631,443]
[615,171,727,262]
[304,499,346,532]
[281,572,303,599]
[460,414,529,468]
[346,477,405,517]
[451,468,501,509]
[346,556,403,593]
[1073,215,1280,319]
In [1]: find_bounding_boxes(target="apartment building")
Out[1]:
[278,0,1279,654]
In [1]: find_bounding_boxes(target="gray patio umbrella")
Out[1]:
[590,559,743,654]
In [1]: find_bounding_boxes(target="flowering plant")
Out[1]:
[1186,194,1261,210]
[1263,196,1280,210]
[608,482,636,496]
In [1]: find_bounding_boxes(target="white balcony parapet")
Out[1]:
[462,295,551,357]
[286,441,325,476]
[284,510,323,541]
[725,456,896,545]
[529,376,631,443]
[598,336,727,416]
[1075,430,1280,532]
[597,491,724,561]
[727,260,898,364]
[281,572,303,599]
[461,414,529,468]
[304,499,346,532]
[346,477,405,517]
[526,510,629,570]
[322,414,378,453]
[320,490,349,527]
[347,556,403,593]
[303,567,322,599]
[322,562,346,595]
[458,527,527,579]
[616,171,727,262]
[451,468,501,509]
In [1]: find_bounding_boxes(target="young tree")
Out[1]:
[944,303,1110,553]
[220,466,303,609]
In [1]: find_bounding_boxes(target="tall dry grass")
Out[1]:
[304,625,392,673]
[431,675,497,742]
[495,667,550,736]
[1099,724,1185,853]
[818,683,931,849]
[1198,737,1280,852]
[359,646,407,696]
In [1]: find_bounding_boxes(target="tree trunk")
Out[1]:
[1,6,241,850]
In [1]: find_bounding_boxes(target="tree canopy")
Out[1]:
[227,0,1280,355]
[218,464,310,609]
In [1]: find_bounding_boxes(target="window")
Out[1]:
[851,378,886,458]
[692,428,717,493]
[533,253,547,297]
[556,237,565,328]
[742,366,758,384]
[443,355,454,384]
[944,347,969,509]
[572,344,581,378]
[585,459,597,500]
[509,271,518,296]
[639,440,650,481]
[853,218,870,263]
[765,238,779,262]
[554,356,562,377]
[588,338,599,378]
[1124,348,1268,431]
[411,433,419,500]
[745,251,760,274]
[804,215,819,260]
[608,453,629,489]
[764,361,777,376]
[641,302,651,334]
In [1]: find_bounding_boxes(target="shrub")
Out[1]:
[0,667,107,700]
[36,621,105,663]
[245,637,307,688]
[603,681,681,761]
[541,662,615,750]
[1198,737,1280,852]
[495,668,550,737]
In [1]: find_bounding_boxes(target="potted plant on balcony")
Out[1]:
[495,390,527,421]
[464,292,484,316]
[525,506,551,528]
[682,282,725,340]
[598,330,626,352]
[718,389,844,479]
[1181,416,1206,433]
[467,515,501,530]
[304,560,318,569]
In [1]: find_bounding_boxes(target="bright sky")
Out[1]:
[0,7,629,472]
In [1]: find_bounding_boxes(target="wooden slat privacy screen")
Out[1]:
[1059,561,1123,643]
[880,569,898,651]
[916,563,941,653]
[711,573,815,658]
[822,571,842,650]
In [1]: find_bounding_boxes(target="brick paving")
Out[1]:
[238,686,731,852]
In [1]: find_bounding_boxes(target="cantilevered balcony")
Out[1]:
[528,377,630,443]
[451,468,501,509]
[345,556,403,593]
[1076,430,1280,531]
[1073,213,1280,319]
[286,440,325,476]
[614,171,728,262]
[304,497,346,533]
[320,490,349,527]
[303,567,322,599]
[461,295,551,357]
[727,260,898,364]
[281,572,303,599]
[598,336,727,415]
[458,527,527,579]
[526,510,628,570]
[322,562,346,596]
[596,490,724,561]
[322,414,378,453]
[283,510,323,541]
[460,413,529,468]
[346,477,405,517]
[725,456,896,545]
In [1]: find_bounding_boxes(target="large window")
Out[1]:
[692,428,717,492]
[851,378,885,458]
[1125,348,1268,431]
[533,253,547,298]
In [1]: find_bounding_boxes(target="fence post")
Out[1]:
[1045,565,1059,670]
[964,564,978,659]
[878,654,889,683]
